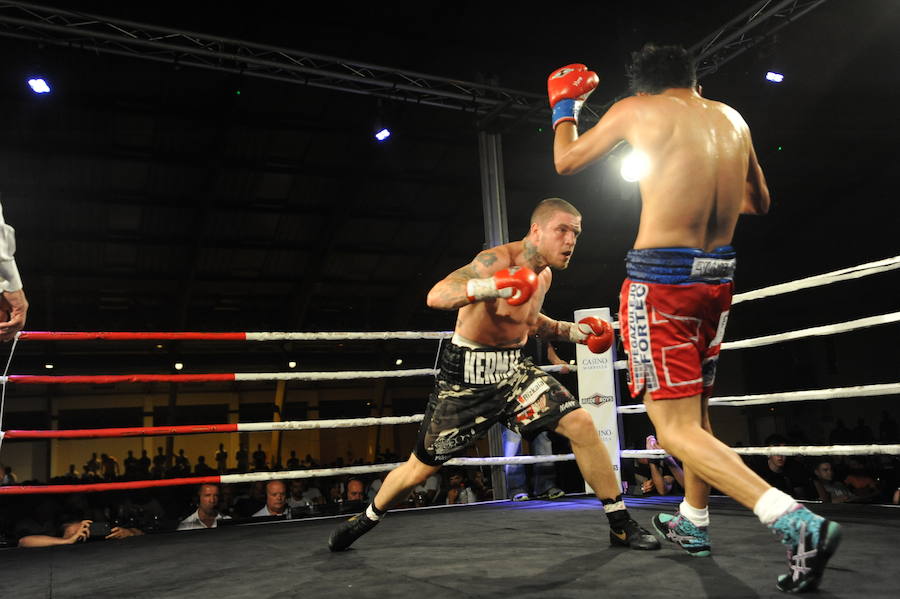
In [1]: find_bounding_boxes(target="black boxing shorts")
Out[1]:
[414,335,581,466]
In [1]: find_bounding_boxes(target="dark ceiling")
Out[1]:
[0,0,897,379]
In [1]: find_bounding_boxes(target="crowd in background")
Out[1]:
[2,411,899,548]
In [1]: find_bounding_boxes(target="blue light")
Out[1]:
[28,78,51,94]
[765,71,784,83]
[374,128,391,142]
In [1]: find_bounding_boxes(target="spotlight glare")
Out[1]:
[765,71,784,83]
[44,363,54,369]
[28,78,51,94]
[375,128,391,142]
[288,361,297,369]
[395,358,403,366]
[620,150,650,182]
[174,362,184,371]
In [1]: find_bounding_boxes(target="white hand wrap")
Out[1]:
[465,278,512,302]
[566,321,590,343]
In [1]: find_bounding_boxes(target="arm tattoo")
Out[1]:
[477,252,498,268]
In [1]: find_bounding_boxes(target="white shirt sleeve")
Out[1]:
[0,203,22,292]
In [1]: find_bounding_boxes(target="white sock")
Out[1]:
[365,504,383,521]
[753,487,798,526]
[679,499,709,527]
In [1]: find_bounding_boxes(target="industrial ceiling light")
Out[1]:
[28,77,51,94]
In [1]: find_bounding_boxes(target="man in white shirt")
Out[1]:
[178,484,230,530]
[252,480,289,517]
[0,201,28,341]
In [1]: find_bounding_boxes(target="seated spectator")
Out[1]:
[843,457,881,502]
[252,444,267,471]
[2,466,18,485]
[19,519,142,548]
[469,469,493,502]
[413,471,441,505]
[346,479,365,503]
[810,460,854,503]
[217,483,238,518]
[178,484,231,530]
[752,435,799,497]
[291,479,323,506]
[62,464,80,482]
[639,435,685,496]
[172,449,191,476]
[252,480,288,517]
[151,447,167,478]
[233,481,266,517]
[194,456,216,476]
[286,450,300,470]
[445,469,477,505]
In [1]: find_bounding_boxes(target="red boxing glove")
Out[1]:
[547,64,599,130]
[494,267,539,306]
[575,316,613,353]
[466,266,539,306]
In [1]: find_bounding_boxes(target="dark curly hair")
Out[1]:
[628,44,697,94]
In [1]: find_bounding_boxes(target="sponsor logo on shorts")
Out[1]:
[627,283,659,392]
[690,257,736,280]
[431,427,477,453]
[516,397,549,424]
[463,349,519,384]
[558,400,579,412]
[580,393,614,407]
[516,379,550,408]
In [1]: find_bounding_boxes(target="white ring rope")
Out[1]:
[721,311,900,351]
[732,255,900,305]
[233,369,438,382]
[217,444,900,483]
[237,363,568,383]
[617,382,900,414]
[239,416,424,431]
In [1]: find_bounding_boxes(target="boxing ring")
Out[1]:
[1,255,899,598]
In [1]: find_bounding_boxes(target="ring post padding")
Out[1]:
[574,307,621,493]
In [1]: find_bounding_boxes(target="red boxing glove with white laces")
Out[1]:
[568,316,613,353]
[547,63,599,130]
[466,267,539,307]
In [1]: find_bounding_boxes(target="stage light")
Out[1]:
[375,128,391,142]
[174,362,184,370]
[395,358,403,366]
[765,71,784,83]
[44,363,54,369]
[28,78,51,94]
[620,149,650,182]
[288,361,297,369]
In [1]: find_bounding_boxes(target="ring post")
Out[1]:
[573,307,622,493]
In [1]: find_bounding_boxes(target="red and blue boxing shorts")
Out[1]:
[618,246,736,400]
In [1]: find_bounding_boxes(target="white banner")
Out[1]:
[573,307,622,493]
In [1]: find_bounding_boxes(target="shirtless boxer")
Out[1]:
[548,45,840,593]
[328,198,659,552]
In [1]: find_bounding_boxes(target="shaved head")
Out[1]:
[531,198,581,227]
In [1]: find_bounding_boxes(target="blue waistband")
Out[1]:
[626,246,736,284]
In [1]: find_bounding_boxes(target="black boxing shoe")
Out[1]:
[328,510,380,552]
[610,518,661,550]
